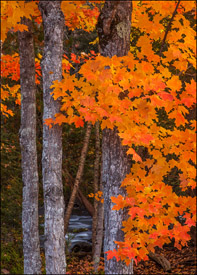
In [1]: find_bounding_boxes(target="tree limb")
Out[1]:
[159,0,181,56]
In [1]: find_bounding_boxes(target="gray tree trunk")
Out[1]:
[97,1,133,274]
[93,135,104,272]
[18,18,42,274]
[38,2,66,274]
[92,121,100,257]
[92,121,105,272]
[93,195,104,272]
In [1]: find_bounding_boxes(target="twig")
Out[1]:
[159,0,181,56]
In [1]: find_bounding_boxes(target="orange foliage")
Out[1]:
[50,0,196,265]
[61,1,100,31]
[1,0,196,266]
[1,53,41,116]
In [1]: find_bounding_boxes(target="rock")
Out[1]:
[1,269,10,274]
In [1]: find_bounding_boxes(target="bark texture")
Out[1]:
[97,1,133,274]
[148,252,171,272]
[64,122,92,234]
[92,121,100,256]
[93,142,104,272]
[102,128,133,274]
[38,2,66,274]
[97,1,132,57]
[93,197,104,272]
[18,18,41,274]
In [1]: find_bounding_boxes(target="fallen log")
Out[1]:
[148,251,171,272]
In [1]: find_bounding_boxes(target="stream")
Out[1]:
[39,202,93,253]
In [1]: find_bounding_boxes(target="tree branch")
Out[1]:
[159,0,181,56]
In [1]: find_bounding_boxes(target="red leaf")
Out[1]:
[181,97,195,107]
[127,148,142,162]
[105,249,120,261]
[73,117,84,128]
[140,133,154,145]
[158,91,174,101]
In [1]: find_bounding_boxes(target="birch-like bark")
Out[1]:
[64,122,92,234]
[18,18,41,274]
[38,2,66,274]
[97,1,133,274]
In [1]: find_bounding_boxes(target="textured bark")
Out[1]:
[102,128,133,274]
[64,122,92,234]
[18,18,41,274]
[97,1,133,274]
[93,147,104,272]
[148,251,171,272]
[93,198,104,272]
[97,1,132,58]
[38,2,66,274]
[92,121,100,256]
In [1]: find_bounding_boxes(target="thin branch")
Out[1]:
[159,0,181,56]
[64,122,92,234]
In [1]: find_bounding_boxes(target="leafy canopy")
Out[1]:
[1,0,196,265]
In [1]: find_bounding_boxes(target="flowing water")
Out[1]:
[39,203,93,252]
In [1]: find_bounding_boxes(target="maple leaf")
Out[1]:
[185,79,196,96]
[73,117,84,128]
[138,247,149,260]
[44,118,54,129]
[139,133,154,145]
[158,91,174,101]
[126,197,135,206]
[100,120,114,130]
[167,76,182,91]
[105,249,120,261]
[127,148,142,162]
[111,195,126,211]
[54,113,67,125]
[129,207,146,219]
[181,97,195,108]
[13,24,29,32]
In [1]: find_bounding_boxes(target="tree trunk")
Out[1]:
[93,198,104,272]
[18,18,42,274]
[97,1,133,274]
[93,148,104,272]
[38,2,66,274]
[92,121,100,256]
[64,122,92,234]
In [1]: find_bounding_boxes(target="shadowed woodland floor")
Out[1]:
[61,245,196,274]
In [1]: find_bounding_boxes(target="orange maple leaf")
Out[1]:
[127,148,142,162]
[105,249,120,261]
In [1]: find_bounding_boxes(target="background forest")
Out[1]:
[1,1,196,274]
